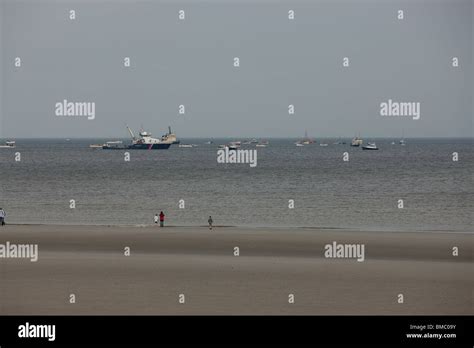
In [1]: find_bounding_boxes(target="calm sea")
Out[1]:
[0,138,472,232]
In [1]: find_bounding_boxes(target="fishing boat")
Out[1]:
[399,129,406,145]
[362,142,379,150]
[103,126,171,150]
[228,141,241,150]
[161,126,180,144]
[301,130,315,145]
[102,141,124,149]
[351,137,363,147]
[0,140,15,149]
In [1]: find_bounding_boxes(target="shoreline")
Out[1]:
[2,223,472,234]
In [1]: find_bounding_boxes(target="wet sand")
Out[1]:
[0,224,472,315]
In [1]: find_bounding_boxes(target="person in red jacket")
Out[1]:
[159,211,165,227]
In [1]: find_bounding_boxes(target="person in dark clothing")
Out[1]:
[159,211,165,227]
[0,208,5,226]
[208,216,213,230]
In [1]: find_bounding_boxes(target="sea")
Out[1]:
[0,138,472,232]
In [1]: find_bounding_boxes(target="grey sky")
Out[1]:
[1,0,472,138]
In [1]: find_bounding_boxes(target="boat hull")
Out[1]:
[129,143,171,150]
[103,143,171,150]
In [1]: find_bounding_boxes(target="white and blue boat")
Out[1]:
[103,126,172,150]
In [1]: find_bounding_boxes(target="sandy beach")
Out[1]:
[0,224,472,315]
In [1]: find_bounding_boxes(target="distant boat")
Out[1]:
[399,129,406,145]
[319,143,328,147]
[0,140,15,149]
[102,126,171,150]
[179,144,193,148]
[256,140,268,147]
[161,126,180,144]
[250,138,259,144]
[362,142,379,150]
[351,137,363,147]
[227,141,241,150]
[204,140,214,145]
[300,130,315,144]
[89,144,103,149]
[391,141,396,145]
[295,142,304,147]
[102,141,124,149]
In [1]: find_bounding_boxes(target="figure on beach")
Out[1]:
[154,213,159,224]
[0,208,6,226]
[208,216,213,230]
[159,211,165,227]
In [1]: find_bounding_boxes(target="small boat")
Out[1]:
[391,141,396,145]
[161,126,180,144]
[89,144,103,149]
[227,141,241,150]
[351,137,363,147]
[0,140,15,149]
[250,138,259,144]
[102,141,125,149]
[295,142,304,147]
[399,139,406,146]
[204,140,214,145]
[319,143,328,147]
[362,142,379,150]
[256,143,267,147]
[179,144,193,148]
[299,130,315,145]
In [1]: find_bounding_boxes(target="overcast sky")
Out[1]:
[0,0,472,138]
